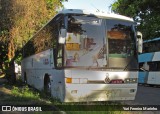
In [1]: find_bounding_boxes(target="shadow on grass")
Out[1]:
[0,79,63,113]
[0,79,127,114]
[1,86,57,105]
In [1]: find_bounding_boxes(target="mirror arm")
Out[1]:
[58,28,67,44]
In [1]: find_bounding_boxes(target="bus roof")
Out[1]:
[143,37,160,43]
[58,9,134,22]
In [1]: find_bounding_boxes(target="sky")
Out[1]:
[62,0,116,13]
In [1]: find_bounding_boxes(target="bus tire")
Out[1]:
[44,76,51,97]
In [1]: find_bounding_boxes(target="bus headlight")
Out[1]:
[66,77,88,84]
[80,78,88,84]
[124,78,137,83]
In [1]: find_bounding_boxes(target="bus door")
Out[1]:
[154,62,160,85]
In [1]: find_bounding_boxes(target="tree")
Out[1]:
[0,0,63,83]
[112,0,160,40]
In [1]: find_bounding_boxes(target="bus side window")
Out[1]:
[57,45,63,67]
[149,62,158,71]
[55,17,64,68]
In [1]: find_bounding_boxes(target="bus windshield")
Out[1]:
[64,15,137,69]
[107,20,137,69]
[107,20,135,58]
[65,15,106,68]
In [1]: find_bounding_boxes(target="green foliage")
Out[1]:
[0,0,63,52]
[11,86,40,101]
[112,0,160,40]
[0,0,63,80]
[10,80,61,105]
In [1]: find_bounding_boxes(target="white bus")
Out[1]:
[22,9,142,102]
[139,37,160,86]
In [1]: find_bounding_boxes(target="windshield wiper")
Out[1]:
[123,60,131,71]
[123,58,138,71]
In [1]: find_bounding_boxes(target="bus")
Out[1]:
[139,37,160,85]
[21,9,142,102]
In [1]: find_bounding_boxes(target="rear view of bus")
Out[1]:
[57,9,142,102]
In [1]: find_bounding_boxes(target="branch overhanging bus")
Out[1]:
[138,37,160,85]
[22,9,142,102]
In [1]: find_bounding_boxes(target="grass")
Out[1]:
[11,86,40,101]
[1,78,61,106]
[0,78,140,114]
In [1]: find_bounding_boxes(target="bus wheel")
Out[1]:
[149,84,154,87]
[44,77,51,97]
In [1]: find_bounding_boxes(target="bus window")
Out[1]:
[148,62,158,71]
[107,20,135,57]
[65,15,106,68]
[54,16,65,68]
[56,45,63,67]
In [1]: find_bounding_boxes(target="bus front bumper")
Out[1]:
[64,84,137,102]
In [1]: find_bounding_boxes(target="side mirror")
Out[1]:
[58,28,67,44]
[137,31,143,53]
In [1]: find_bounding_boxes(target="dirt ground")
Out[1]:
[0,78,9,95]
[0,77,6,84]
[0,78,12,105]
